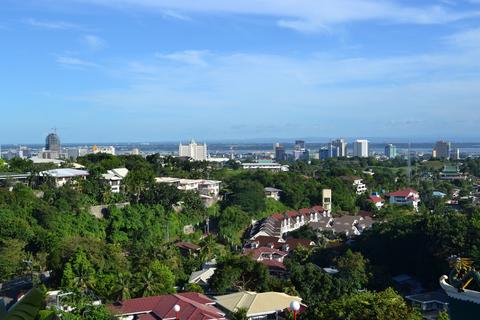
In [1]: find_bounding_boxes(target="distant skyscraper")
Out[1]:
[179,140,208,161]
[451,148,460,160]
[294,140,306,151]
[353,140,369,158]
[319,147,331,160]
[331,139,347,157]
[274,143,286,161]
[385,144,397,159]
[45,132,61,152]
[433,141,451,159]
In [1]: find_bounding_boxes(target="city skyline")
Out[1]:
[1,1,480,143]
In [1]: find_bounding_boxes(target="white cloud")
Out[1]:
[56,56,99,68]
[70,0,480,32]
[81,34,106,50]
[445,27,480,49]
[155,50,209,66]
[23,18,83,30]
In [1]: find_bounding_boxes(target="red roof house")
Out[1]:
[108,292,225,320]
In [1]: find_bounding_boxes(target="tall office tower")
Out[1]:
[45,132,61,152]
[294,140,306,151]
[179,140,208,161]
[385,144,397,159]
[274,144,286,161]
[433,141,451,159]
[353,140,369,158]
[319,147,331,160]
[331,139,347,157]
[451,148,461,160]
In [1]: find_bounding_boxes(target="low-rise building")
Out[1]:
[39,168,89,187]
[249,206,328,239]
[108,292,225,320]
[215,291,303,320]
[156,177,221,199]
[368,195,385,209]
[241,162,289,172]
[264,187,282,201]
[341,176,367,195]
[102,168,129,193]
[387,188,420,210]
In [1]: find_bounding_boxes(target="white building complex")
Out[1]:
[179,140,208,161]
[353,140,369,158]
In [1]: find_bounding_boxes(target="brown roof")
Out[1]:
[176,242,201,251]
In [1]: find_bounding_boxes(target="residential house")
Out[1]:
[175,242,201,257]
[368,195,385,209]
[108,292,226,320]
[387,188,421,210]
[310,215,374,237]
[188,268,216,287]
[249,206,328,239]
[264,187,282,201]
[215,291,304,320]
[341,176,367,195]
[405,291,449,320]
[39,168,89,187]
[102,168,129,193]
[156,177,221,207]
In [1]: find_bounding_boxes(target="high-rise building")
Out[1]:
[319,147,331,160]
[45,132,61,152]
[294,140,306,151]
[353,140,369,158]
[331,139,347,157]
[451,148,461,160]
[274,143,286,161]
[433,141,451,159]
[385,144,397,159]
[179,140,208,161]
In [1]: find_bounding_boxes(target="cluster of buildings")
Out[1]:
[433,140,460,160]
[156,177,222,206]
[107,291,304,320]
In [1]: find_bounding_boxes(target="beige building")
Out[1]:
[179,140,208,161]
[215,291,303,320]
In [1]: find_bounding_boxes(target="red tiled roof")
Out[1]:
[311,205,326,212]
[285,238,314,250]
[388,188,418,197]
[286,210,299,218]
[298,208,312,215]
[368,196,384,203]
[108,292,225,320]
[243,247,288,260]
[271,213,285,221]
[260,259,287,270]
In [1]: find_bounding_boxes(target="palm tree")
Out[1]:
[113,273,132,301]
[137,271,157,297]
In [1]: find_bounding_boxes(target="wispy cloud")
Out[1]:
[445,27,480,49]
[23,18,83,30]
[155,50,209,66]
[81,34,106,50]
[162,10,191,21]
[56,56,99,68]
[69,0,480,32]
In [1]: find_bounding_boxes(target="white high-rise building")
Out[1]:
[353,140,369,158]
[179,140,208,161]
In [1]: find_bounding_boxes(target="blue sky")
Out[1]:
[1,0,480,143]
